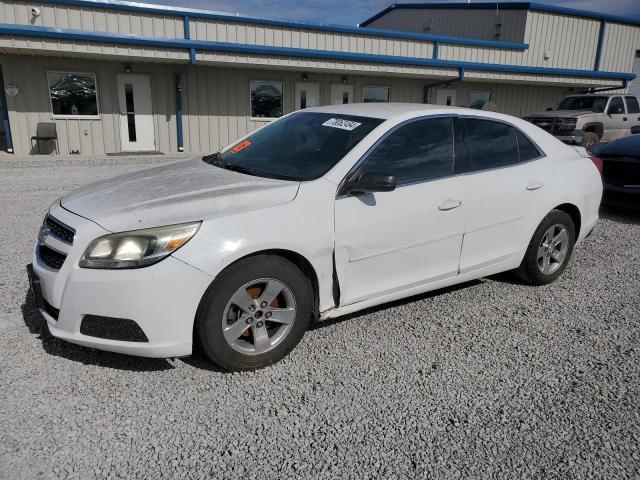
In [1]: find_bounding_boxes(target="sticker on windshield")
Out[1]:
[322,118,362,131]
[230,139,252,154]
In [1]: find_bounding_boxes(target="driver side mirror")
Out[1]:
[339,172,397,196]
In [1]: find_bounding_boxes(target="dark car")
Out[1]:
[593,134,640,209]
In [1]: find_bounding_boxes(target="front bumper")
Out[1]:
[603,183,640,210]
[30,204,213,358]
[555,131,584,144]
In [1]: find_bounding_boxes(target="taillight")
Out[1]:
[589,156,603,174]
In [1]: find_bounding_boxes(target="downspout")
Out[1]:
[594,20,606,71]
[175,73,184,152]
[0,79,13,153]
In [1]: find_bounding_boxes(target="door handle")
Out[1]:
[526,181,544,191]
[623,117,628,121]
[438,199,462,211]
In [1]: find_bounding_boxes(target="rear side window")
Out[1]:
[462,119,519,171]
[608,97,625,115]
[626,96,640,114]
[360,118,454,185]
[516,130,542,161]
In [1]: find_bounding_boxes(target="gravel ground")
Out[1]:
[1,155,639,479]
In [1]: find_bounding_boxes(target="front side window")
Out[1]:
[211,112,383,181]
[48,72,98,117]
[607,97,625,115]
[463,118,519,171]
[250,80,283,119]
[363,86,390,103]
[358,118,454,185]
[556,96,607,113]
[625,96,640,114]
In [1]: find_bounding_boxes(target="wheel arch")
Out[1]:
[582,122,603,139]
[552,203,581,238]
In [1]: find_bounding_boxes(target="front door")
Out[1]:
[330,84,354,105]
[334,117,467,305]
[295,82,320,110]
[435,88,456,106]
[117,74,155,151]
[603,96,628,141]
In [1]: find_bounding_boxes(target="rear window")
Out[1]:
[216,112,383,181]
[462,119,519,171]
[626,96,640,114]
[516,130,543,161]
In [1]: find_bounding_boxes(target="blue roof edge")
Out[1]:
[0,23,634,82]
[360,2,640,28]
[39,0,528,50]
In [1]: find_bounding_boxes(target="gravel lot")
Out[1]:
[1,155,639,479]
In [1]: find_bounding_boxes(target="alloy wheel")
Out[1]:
[537,224,569,275]
[222,278,297,354]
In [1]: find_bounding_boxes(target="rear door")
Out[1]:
[334,117,467,305]
[458,118,550,273]
[604,96,627,141]
[625,96,640,132]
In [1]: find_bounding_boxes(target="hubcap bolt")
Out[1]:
[256,321,264,328]
[260,301,268,308]
[248,305,255,312]
[265,311,272,319]
[246,317,252,324]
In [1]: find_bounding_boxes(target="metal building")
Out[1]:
[0,0,637,155]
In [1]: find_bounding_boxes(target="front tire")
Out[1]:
[516,210,576,285]
[195,255,313,371]
[581,132,599,154]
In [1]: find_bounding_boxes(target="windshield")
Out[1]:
[206,112,384,181]
[556,96,608,113]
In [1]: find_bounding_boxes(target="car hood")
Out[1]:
[61,157,300,232]
[593,134,640,158]
[530,110,595,119]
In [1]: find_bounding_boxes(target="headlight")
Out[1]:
[561,118,577,129]
[79,222,201,269]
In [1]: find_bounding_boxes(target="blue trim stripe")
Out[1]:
[361,2,640,28]
[0,24,634,82]
[175,73,184,151]
[594,20,606,71]
[37,0,528,50]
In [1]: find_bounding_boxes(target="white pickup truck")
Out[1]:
[524,94,640,152]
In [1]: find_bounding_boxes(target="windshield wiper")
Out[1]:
[202,151,225,167]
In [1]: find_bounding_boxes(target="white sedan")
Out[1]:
[29,104,603,371]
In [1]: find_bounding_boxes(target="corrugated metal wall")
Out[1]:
[1,55,179,155]
[0,0,187,60]
[1,53,574,155]
[600,22,640,74]
[362,8,527,43]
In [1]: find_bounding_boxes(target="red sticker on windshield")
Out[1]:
[230,140,252,154]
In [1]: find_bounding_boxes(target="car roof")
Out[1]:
[306,102,485,120]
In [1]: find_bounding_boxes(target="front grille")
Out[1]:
[38,244,67,270]
[44,215,75,244]
[528,117,573,136]
[80,315,149,343]
[602,158,640,187]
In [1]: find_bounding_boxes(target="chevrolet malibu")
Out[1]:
[29,104,603,371]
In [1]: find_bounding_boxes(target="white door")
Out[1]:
[435,88,456,106]
[295,82,320,110]
[117,74,155,151]
[330,84,354,105]
[334,117,466,305]
[458,118,550,273]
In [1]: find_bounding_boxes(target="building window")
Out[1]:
[250,80,283,119]
[469,91,492,110]
[363,86,390,103]
[47,72,99,117]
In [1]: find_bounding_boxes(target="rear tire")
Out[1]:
[195,255,313,371]
[581,132,599,154]
[516,210,576,285]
